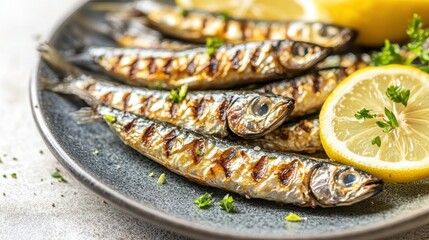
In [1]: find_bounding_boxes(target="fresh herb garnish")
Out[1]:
[2,174,6,178]
[206,37,224,56]
[386,85,410,106]
[12,157,17,161]
[149,172,155,177]
[93,149,100,156]
[218,194,235,213]
[371,136,382,147]
[370,14,429,72]
[376,107,399,133]
[219,12,230,21]
[11,173,17,179]
[354,108,376,120]
[284,212,302,222]
[268,156,277,160]
[103,115,117,124]
[157,173,166,184]
[179,8,189,17]
[195,149,204,156]
[51,172,67,183]
[168,85,188,103]
[194,193,213,209]
[39,150,44,155]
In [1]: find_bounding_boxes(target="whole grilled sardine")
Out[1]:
[83,104,383,207]
[70,40,330,90]
[243,116,323,153]
[39,42,294,138]
[135,0,356,52]
[257,68,348,117]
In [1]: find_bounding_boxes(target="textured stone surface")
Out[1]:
[0,0,428,239]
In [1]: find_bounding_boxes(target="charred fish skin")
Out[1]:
[135,0,356,51]
[58,76,294,138]
[96,105,383,207]
[243,116,323,154]
[257,68,348,118]
[85,40,331,89]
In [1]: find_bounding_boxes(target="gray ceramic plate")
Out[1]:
[30,1,429,239]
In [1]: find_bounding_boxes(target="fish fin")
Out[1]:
[70,107,103,124]
[38,42,83,77]
[40,76,73,93]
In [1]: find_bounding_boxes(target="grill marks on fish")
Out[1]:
[214,148,237,178]
[252,156,268,182]
[186,138,205,164]
[89,39,326,89]
[141,123,156,147]
[122,92,132,111]
[279,160,299,185]
[163,130,178,157]
[217,99,228,121]
[191,98,206,120]
[124,118,138,133]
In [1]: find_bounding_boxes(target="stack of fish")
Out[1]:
[39,0,382,207]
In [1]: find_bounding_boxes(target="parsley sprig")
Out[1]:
[218,194,235,213]
[386,85,410,106]
[194,193,213,209]
[370,14,429,72]
[206,37,224,56]
[376,107,399,133]
[168,85,188,103]
[354,108,376,120]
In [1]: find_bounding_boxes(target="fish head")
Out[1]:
[277,41,331,71]
[227,93,295,138]
[309,163,383,207]
[313,24,357,51]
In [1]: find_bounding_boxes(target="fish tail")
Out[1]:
[70,107,103,124]
[38,42,83,77]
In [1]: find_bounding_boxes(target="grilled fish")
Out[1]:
[70,40,330,90]
[39,42,294,138]
[244,116,323,153]
[81,104,383,207]
[257,68,348,118]
[135,0,356,52]
[316,53,371,74]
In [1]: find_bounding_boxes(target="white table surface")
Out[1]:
[0,0,428,239]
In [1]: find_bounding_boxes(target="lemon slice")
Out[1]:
[175,0,315,22]
[320,65,429,182]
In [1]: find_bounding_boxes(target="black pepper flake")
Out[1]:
[52,203,56,207]
[12,157,17,161]
[39,150,44,154]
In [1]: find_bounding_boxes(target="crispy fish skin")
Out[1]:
[57,77,294,138]
[95,105,383,207]
[257,68,348,118]
[84,40,330,89]
[135,0,356,51]
[244,116,323,153]
[316,53,371,74]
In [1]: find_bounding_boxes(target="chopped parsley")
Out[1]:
[219,12,230,22]
[371,136,382,147]
[370,14,429,72]
[284,212,302,222]
[51,172,67,183]
[354,108,376,120]
[103,115,117,124]
[386,85,410,106]
[194,193,213,209]
[218,194,235,213]
[12,157,17,161]
[11,173,17,179]
[268,156,277,160]
[157,173,166,184]
[376,107,399,133]
[3,174,6,178]
[195,149,204,156]
[93,149,100,156]
[206,37,224,56]
[149,172,155,177]
[168,85,188,103]
[39,150,44,154]
[179,8,189,17]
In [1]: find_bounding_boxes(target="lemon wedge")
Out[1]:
[320,65,429,182]
[176,0,429,46]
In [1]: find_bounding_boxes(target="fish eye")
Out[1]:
[292,43,312,57]
[251,97,271,116]
[342,173,357,187]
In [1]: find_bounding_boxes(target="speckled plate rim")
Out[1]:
[29,1,429,239]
